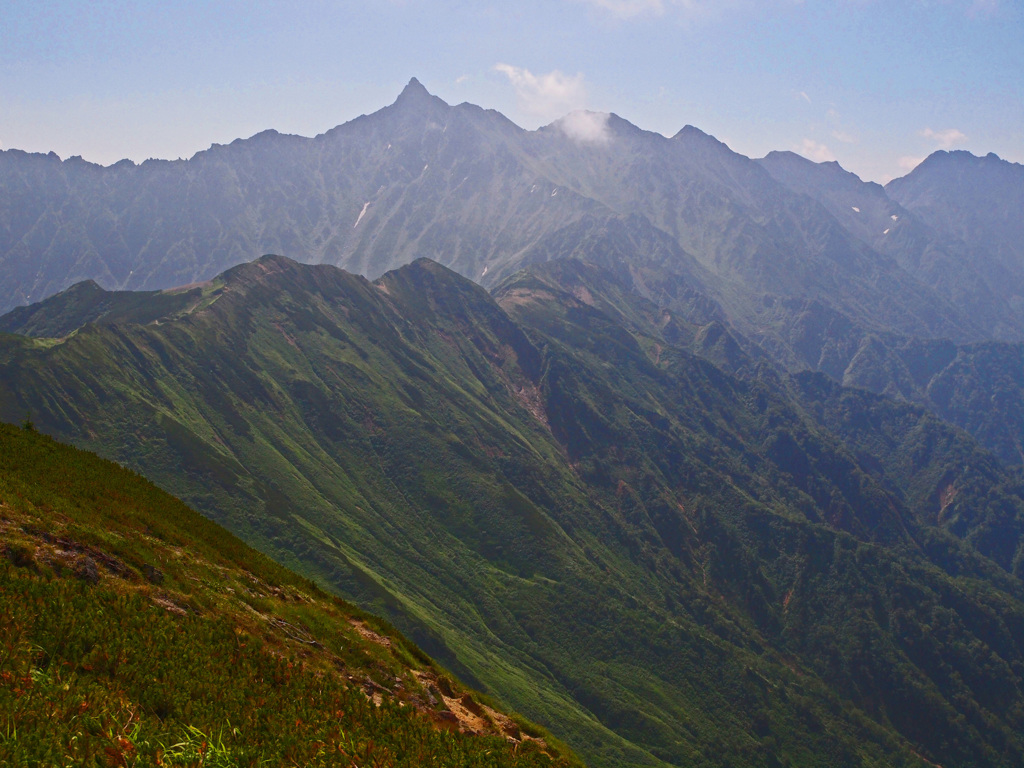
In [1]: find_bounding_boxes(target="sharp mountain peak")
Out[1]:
[400,76,430,97]
[391,76,450,111]
[672,124,729,147]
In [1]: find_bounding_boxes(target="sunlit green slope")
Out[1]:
[0,421,575,767]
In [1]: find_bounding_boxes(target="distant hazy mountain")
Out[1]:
[3,255,1024,767]
[0,79,984,370]
[887,151,1024,334]
[886,151,1024,279]
[752,151,1024,463]
[0,79,603,307]
[759,150,1024,341]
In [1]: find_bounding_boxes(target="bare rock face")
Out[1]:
[142,563,165,585]
[74,555,99,584]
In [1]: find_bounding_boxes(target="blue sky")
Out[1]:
[1,0,1020,182]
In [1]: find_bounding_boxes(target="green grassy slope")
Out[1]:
[0,421,575,768]
[1,255,1023,767]
[0,279,203,339]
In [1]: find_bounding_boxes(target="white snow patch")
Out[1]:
[530,184,537,193]
[551,189,558,197]
[851,206,861,213]
[883,228,890,235]
[890,214,898,221]
[481,266,489,277]
[354,202,370,228]
[386,143,391,150]
[423,164,429,173]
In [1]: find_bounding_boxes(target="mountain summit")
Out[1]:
[391,76,448,112]
[396,76,431,101]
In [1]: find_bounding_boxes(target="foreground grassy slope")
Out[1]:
[2,255,1024,767]
[0,421,574,768]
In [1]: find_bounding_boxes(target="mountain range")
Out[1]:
[2,79,1024,768]
[2,79,1022,345]
[3,79,1022,462]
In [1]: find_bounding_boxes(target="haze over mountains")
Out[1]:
[3,80,1024,768]
[2,79,1021,344]
[3,78,1022,463]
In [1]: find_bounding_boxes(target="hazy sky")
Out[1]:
[2,0,1021,182]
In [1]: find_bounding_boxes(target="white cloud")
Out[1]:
[795,91,812,103]
[831,130,856,144]
[799,138,836,163]
[898,155,925,173]
[494,64,588,121]
[556,111,613,145]
[921,127,967,149]
[455,75,470,84]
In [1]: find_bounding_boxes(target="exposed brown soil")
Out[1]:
[349,618,393,648]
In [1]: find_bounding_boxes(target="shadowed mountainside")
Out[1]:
[758,150,1024,341]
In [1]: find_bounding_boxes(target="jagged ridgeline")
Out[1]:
[4,80,1022,356]
[0,422,577,767]
[4,80,1023,468]
[2,255,1024,767]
